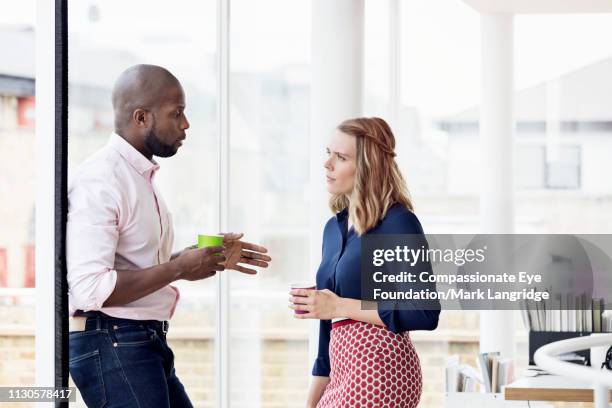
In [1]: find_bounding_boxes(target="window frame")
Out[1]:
[36,0,69,405]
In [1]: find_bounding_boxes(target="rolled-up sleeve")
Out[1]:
[67,172,120,311]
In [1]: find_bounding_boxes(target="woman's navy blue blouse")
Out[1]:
[312,203,441,377]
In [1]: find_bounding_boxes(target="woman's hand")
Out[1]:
[289,289,344,320]
[290,292,387,327]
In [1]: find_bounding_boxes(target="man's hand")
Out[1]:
[221,232,271,274]
[175,246,226,281]
[170,244,197,261]
[103,245,225,307]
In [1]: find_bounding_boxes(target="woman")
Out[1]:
[289,117,440,408]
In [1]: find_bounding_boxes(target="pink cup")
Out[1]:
[290,282,315,315]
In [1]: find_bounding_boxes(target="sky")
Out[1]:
[2,0,612,117]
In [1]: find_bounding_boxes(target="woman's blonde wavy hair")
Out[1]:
[329,117,413,235]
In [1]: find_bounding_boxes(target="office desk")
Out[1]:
[505,375,612,402]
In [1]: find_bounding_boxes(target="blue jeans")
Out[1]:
[69,313,193,408]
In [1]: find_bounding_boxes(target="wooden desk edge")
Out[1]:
[505,387,612,402]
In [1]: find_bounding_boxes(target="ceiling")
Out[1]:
[463,0,612,14]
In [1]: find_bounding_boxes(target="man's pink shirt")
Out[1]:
[67,133,179,321]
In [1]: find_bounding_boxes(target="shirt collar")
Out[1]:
[108,132,160,177]
[336,208,349,222]
[336,208,349,236]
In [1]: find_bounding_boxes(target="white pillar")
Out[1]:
[309,0,365,371]
[35,0,56,403]
[479,13,515,359]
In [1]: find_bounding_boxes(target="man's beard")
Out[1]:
[144,120,177,158]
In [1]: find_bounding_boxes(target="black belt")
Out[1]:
[74,310,169,335]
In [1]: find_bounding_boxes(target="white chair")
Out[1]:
[535,334,612,408]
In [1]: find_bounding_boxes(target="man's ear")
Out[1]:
[133,108,149,128]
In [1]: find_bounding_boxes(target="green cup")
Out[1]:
[197,234,224,249]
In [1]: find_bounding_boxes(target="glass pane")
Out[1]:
[0,1,37,404]
[68,1,218,406]
[229,0,311,406]
[365,1,483,405]
[546,145,580,189]
[515,14,612,232]
[513,16,612,404]
[517,145,545,189]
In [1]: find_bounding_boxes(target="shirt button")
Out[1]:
[113,325,118,330]
[113,342,118,347]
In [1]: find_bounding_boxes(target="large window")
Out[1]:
[364,1,483,405]
[515,13,612,233]
[364,4,612,405]
[228,0,311,406]
[512,14,612,406]
[68,1,219,405]
[0,0,37,395]
[67,1,312,406]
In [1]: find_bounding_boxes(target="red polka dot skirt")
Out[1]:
[317,320,422,408]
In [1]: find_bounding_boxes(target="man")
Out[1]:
[67,64,271,407]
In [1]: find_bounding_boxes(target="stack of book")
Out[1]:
[445,355,482,393]
[522,295,605,332]
[477,352,514,393]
